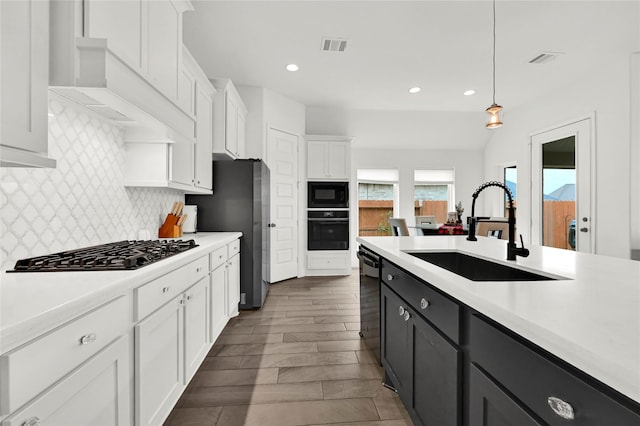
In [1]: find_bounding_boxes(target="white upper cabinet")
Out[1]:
[212,79,248,160]
[124,46,215,194]
[305,135,353,180]
[50,0,195,146]
[0,0,56,168]
[82,0,188,103]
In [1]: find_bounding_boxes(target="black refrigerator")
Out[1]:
[186,159,270,309]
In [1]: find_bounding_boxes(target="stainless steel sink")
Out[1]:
[408,251,565,281]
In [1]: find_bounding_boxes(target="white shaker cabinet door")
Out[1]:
[83,0,143,71]
[147,0,180,100]
[135,297,184,426]
[210,263,228,341]
[1,336,131,426]
[183,278,210,384]
[227,253,241,318]
[194,83,214,190]
[0,0,53,166]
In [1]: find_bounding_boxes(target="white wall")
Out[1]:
[483,54,635,259]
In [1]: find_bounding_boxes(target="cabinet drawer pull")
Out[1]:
[398,306,405,316]
[420,298,430,310]
[162,286,171,293]
[79,333,97,345]
[387,274,395,281]
[21,417,40,426]
[403,311,411,322]
[196,267,202,273]
[179,298,186,305]
[186,294,193,301]
[547,396,575,420]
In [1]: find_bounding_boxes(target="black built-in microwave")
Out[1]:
[308,181,349,208]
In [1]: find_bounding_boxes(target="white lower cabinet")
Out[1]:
[183,278,210,383]
[135,296,184,426]
[227,253,241,318]
[134,277,209,426]
[2,335,131,426]
[210,261,228,341]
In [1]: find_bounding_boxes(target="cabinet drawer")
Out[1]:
[135,255,208,321]
[307,253,349,269]
[210,246,227,270]
[381,259,460,343]
[227,239,240,257]
[0,296,131,414]
[470,315,640,425]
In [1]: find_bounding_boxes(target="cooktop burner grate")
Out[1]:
[9,240,198,272]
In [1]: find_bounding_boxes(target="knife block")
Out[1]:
[158,225,183,238]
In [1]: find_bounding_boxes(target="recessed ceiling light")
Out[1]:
[409,87,421,94]
[286,64,299,72]
[463,89,476,96]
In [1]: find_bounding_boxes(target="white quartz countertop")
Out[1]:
[0,232,242,354]
[357,235,640,404]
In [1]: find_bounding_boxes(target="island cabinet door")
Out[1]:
[381,284,411,397]
[409,313,461,426]
[469,364,544,426]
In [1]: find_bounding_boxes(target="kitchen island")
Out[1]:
[358,235,640,425]
[0,232,242,425]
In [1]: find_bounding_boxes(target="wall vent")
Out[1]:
[528,52,562,64]
[321,37,348,52]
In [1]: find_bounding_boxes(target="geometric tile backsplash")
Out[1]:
[0,98,185,271]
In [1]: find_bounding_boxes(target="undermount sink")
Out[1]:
[408,251,565,282]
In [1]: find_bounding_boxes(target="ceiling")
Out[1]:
[183,1,639,114]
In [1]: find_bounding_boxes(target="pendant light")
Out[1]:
[486,0,503,128]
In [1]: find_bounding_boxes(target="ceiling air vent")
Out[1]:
[321,37,348,52]
[528,52,563,64]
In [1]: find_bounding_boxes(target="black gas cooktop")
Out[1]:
[9,240,198,272]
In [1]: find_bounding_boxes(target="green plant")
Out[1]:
[378,210,392,235]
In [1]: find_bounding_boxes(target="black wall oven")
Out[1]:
[308,181,349,209]
[308,210,349,250]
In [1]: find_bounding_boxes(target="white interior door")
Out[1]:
[268,128,299,283]
[531,117,594,253]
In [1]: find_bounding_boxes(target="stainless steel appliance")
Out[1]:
[358,245,381,364]
[186,159,270,309]
[307,210,349,250]
[9,240,198,272]
[307,181,349,208]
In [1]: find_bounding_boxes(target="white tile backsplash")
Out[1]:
[0,99,185,271]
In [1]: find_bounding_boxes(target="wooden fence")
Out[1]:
[359,199,575,250]
[543,201,576,250]
[358,200,449,236]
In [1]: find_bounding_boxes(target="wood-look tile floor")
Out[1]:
[164,271,413,426]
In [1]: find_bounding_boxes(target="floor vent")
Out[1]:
[321,37,348,52]
[528,52,562,64]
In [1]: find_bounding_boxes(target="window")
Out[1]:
[504,165,517,217]
[357,169,398,236]
[414,169,455,224]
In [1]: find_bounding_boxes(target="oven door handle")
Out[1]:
[307,218,349,222]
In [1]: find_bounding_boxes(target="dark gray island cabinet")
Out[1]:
[378,257,640,426]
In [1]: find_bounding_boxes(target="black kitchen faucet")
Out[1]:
[466,181,530,261]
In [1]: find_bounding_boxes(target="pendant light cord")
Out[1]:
[492,0,496,105]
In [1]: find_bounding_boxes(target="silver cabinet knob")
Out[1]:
[196,267,202,273]
[547,397,575,419]
[179,298,186,305]
[420,298,430,310]
[186,294,192,301]
[79,333,97,345]
[162,286,171,293]
[403,311,411,322]
[387,274,395,281]
[398,306,405,316]
[21,417,40,426]
[580,227,588,232]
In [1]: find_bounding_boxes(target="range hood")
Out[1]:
[49,21,195,145]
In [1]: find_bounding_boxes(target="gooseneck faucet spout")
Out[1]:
[466,181,530,261]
